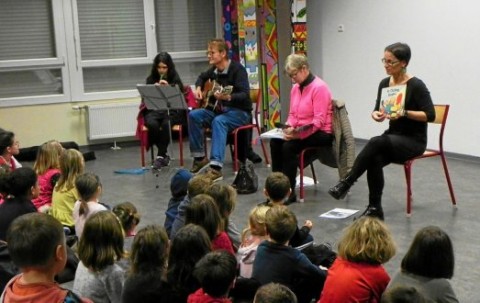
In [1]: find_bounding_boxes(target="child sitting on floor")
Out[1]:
[185,194,235,255]
[72,172,108,239]
[32,140,63,213]
[1,212,91,302]
[51,149,85,234]
[237,205,270,278]
[73,211,129,303]
[164,169,193,237]
[259,172,313,247]
[252,205,327,303]
[188,250,237,303]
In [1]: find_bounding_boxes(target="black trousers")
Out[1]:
[270,131,333,193]
[349,133,426,206]
[144,110,174,157]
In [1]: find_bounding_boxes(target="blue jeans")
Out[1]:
[189,107,250,168]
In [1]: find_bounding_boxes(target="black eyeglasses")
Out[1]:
[381,58,399,66]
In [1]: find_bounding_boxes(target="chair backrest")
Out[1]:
[431,104,450,151]
[250,89,260,116]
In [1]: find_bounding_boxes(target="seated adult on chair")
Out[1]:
[270,54,333,204]
[136,52,187,170]
[189,38,252,181]
[328,42,436,220]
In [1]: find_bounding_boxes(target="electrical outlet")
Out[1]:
[338,24,345,32]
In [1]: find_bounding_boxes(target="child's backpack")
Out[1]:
[232,163,258,194]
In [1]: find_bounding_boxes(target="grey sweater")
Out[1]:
[73,259,130,303]
[388,270,458,303]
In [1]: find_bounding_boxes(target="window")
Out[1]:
[0,0,220,106]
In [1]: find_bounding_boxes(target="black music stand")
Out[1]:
[137,84,188,163]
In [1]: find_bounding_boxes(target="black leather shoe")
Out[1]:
[284,193,297,205]
[247,151,262,164]
[358,206,384,221]
[328,180,351,200]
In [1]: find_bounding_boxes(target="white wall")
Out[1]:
[308,0,480,157]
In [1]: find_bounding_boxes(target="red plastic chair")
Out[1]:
[204,89,270,173]
[403,104,456,216]
[140,124,184,168]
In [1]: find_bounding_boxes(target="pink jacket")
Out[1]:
[287,76,333,139]
[32,168,60,210]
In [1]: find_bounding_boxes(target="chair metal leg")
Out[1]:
[178,125,184,167]
[310,163,317,184]
[255,125,270,167]
[440,153,457,206]
[140,142,146,168]
[299,150,307,202]
[403,161,413,216]
[150,145,154,166]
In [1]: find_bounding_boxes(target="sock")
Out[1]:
[194,157,204,162]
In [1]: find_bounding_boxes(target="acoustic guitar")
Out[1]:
[199,79,232,113]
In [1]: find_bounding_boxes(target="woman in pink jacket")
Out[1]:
[270,54,333,204]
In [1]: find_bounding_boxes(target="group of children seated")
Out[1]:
[0,128,458,303]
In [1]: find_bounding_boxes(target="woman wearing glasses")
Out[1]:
[270,53,334,204]
[328,42,436,220]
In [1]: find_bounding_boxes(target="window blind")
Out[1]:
[0,0,55,60]
[155,0,216,52]
[77,0,147,60]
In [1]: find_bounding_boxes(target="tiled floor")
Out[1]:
[79,140,479,302]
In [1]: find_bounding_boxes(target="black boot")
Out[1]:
[328,175,354,200]
[358,205,384,221]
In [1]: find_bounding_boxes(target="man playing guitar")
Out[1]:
[190,38,252,181]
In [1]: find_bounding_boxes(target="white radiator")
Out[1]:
[87,103,138,140]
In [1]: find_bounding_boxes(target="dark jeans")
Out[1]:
[270,131,333,193]
[349,133,426,206]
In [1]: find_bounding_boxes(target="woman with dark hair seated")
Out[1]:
[387,226,458,302]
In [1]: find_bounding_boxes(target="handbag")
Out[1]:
[232,163,258,194]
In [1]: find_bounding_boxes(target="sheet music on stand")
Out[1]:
[136,84,188,164]
[137,84,187,111]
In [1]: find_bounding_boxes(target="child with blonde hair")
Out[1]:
[73,173,108,239]
[318,217,397,303]
[32,140,63,212]
[237,205,269,278]
[73,211,129,303]
[50,149,84,232]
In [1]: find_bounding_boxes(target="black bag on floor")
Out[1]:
[232,163,258,194]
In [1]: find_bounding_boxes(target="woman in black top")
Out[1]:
[140,52,186,169]
[328,42,436,220]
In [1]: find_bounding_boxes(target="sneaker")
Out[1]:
[203,167,223,182]
[153,156,170,170]
[190,158,209,173]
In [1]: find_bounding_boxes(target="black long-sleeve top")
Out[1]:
[375,77,436,144]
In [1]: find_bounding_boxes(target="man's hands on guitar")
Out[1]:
[214,91,231,102]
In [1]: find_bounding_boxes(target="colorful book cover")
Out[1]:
[380,84,406,116]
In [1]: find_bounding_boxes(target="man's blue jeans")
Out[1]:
[189,107,250,168]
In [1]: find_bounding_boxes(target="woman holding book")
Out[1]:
[270,53,334,204]
[136,52,193,170]
[328,42,436,220]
